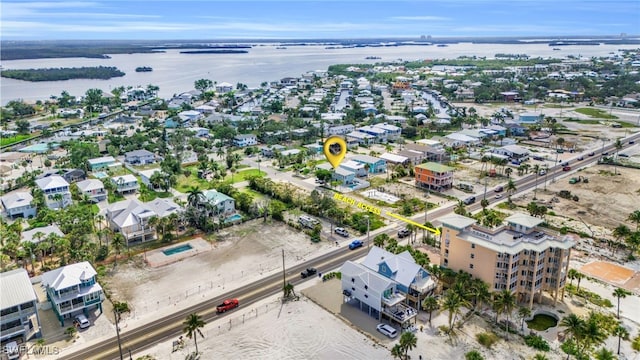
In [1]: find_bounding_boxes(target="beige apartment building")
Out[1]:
[438,213,575,308]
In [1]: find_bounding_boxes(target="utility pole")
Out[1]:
[281,249,286,290]
[114,309,124,360]
[366,216,370,249]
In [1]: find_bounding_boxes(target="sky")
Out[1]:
[1,0,639,40]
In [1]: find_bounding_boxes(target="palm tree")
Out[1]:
[612,287,631,319]
[532,164,540,199]
[519,306,532,331]
[111,233,125,268]
[454,200,467,216]
[391,344,403,359]
[421,296,439,324]
[441,290,469,333]
[612,324,629,355]
[594,347,615,360]
[575,271,585,291]
[183,313,206,353]
[495,290,517,337]
[613,138,623,175]
[187,186,204,207]
[561,313,585,342]
[628,210,640,231]
[568,269,579,287]
[505,179,516,202]
[612,224,631,255]
[532,354,549,360]
[468,278,490,314]
[399,331,417,359]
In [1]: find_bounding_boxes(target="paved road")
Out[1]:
[60,132,640,360]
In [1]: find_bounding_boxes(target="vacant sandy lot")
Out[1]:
[512,165,640,235]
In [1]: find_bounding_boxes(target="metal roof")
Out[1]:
[0,268,37,309]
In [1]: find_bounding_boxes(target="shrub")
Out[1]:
[524,334,550,351]
[476,332,499,348]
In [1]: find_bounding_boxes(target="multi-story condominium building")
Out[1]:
[0,268,41,342]
[438,213,575,308]
[41,261,104,326]
[35,175,72,210]
[1,192,36,220]
[414,162,455,192]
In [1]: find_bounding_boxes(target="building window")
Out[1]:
[471,243,475,249]
[470,253,475,259]
[364,285,368,290]
[445,249,449,255]
[352,278,355,283]
[444,259,448,265]
[364,294,368,298]
[469,264,474,269]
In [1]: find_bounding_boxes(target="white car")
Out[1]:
[74,314,91,329]
[334,227,349,237]
[376,323,398,338]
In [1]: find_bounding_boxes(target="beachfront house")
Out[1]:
[492,145,531,163]
[414,162,455,192]
[21,225,64,245]
[0,268,42,342]
[87,156,116,171]
[35,175,72,210]
[332,167,356,185]
[76,179,107,203]
[41,261,105,327]
[124,149,156,165]
[339,160,367,177]
[233,134,258,147]
[1,192,36,220]
[351,154,387,174]
[518,112,544,124]
[111,174,139,194]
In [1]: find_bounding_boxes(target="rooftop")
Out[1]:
[41,261,98,291]
[0,268,37,309]
[415,162,455,173]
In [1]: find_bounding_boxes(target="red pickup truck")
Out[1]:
[216,298,239,313]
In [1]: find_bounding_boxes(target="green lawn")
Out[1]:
[564,118,602,125]
[240,188,266,200]
[526,314,558,331]
[223,169,266,183]
[175,171,213,193]
[0,134,33,147]
[574,108,618,119]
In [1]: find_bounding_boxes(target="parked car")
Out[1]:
[376,323,398,338]
[588,152,595,156]
[629,140,635,144]
[300,267,317,278]
[495,194,503,199]
[348,239,364,250]
[4,341,20,360]
[563,166,571,171]
[74,314,91,329]
[577,156,584,161]
[216,298,239,313]
[494,185,503,193]
[538,169,546,176]
[463,196,476,205]
[334,227,349,237]
[397,228,411,238]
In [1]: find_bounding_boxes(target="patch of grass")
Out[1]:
[524,334,550,351]
[223,169,266,183]
[564,118,602,125]
[240,188,265,200]
[611,120,636,128]
[175,166,213,192]
[0,134,33,147]
[574,108,618,119]
[476,332,499,348]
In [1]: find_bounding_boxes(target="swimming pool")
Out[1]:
[94,172,108,179]
[18,142,60,153]
[225,214,243,223]
[162,244,193,256]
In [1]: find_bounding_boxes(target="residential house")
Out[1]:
[346,131,376,146]
[397,149,427,165]
[87,156,116,171]
[351,154,387,174]
[492,145,530,163]
[261,145,286,158]
[0,268,41,342]
[76,179,107,202]
[339,160,367,177]
[1,192,36,219]
[357,125,388,143]
[327,125,355,136]
[111,174,139,194]
[373,123,402,141]
[22,225,64,245]
[187,127,210,138]
[361,246,436,310]
[35,175,72,210]
[380,153,410,166]
[216,82,234,93]
[414,162,455,191]
[106,198,182,245]
[178,110,202,124]
[304,144,323,155]
[518,112,543,124]
[332,167,355,185]
[438,213,575,307]
[124,149,156,165]
[201,189,236,216]
[443,133,480,148]
[40,261,104,326]
[138,168,163,190]
[233,134,258,147]
[280,149,301,159]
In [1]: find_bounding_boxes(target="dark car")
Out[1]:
[563,166,571,171]
[348,239,364,250]
[588,152,595,156]
[397,229,411,238]
[301,268,317,278]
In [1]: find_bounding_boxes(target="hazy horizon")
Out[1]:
[1,0,638,41]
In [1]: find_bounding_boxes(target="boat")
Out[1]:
[365,56,381,60]
[135,66,153,72]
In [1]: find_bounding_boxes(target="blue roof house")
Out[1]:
[351,154,387,174]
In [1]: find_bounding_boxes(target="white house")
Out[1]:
[327,125,355,136]
[124,149,156,165]
[216,82,234,93]
[201,189,236,216]
[373,123,402,141]
[178,110,202,123]
[492,145,530,163]
[0,268,41,342]
[41,261,105,326]
[76,179,107,202]
[106,198,182,245]
[21,225,64,244]
[1,192,36,219]
[339,160,367,177]
[233,134,258,147]
[111,174,139,194]
[35,175,72,210]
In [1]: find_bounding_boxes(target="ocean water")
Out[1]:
[1,42,636,105]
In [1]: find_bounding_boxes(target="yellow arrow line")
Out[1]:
[385,212,441,236]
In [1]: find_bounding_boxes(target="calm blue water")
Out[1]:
[94,172,108,179]
[225,214,243,223]
[18,143,55,153]
[1,42,635,105]
[162,243,193,256]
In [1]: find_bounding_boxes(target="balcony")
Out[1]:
[383,303,417,323]
[1,324,25,338]
[382,292,406,306]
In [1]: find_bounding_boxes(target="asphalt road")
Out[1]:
[60,132,639,360]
